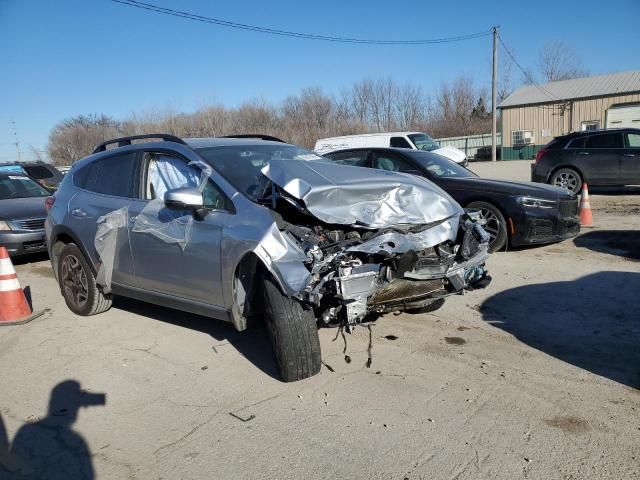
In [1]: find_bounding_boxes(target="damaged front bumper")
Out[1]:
[292,216,491,327]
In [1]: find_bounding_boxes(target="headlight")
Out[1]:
[0,221,12,231]
[516,196,557,209]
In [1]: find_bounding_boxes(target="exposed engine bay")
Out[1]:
[262,170,491,328]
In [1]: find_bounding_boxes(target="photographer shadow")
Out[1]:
[0,380,105,480]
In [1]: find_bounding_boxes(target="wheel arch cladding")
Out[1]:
[230,252,272,331]
[50,228,96,280]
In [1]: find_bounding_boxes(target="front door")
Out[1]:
[574,132,623,184]
[620,131,640,184]
[127,151,229,307]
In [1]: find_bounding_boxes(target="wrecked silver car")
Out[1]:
[46,134,490,382]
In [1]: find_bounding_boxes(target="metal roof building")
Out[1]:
[498,71,640,160]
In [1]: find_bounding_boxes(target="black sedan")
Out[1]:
[323,147,580,252]
[532,128,640,193]
[0,172,50,256]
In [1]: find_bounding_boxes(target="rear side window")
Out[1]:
[567,137,586,149]
[390,137,412,148]
[585,133,623,149]
[23,165,54,179]
[74,152,139,198]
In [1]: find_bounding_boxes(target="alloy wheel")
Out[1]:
[553,171,579,192]
[61,254,89,309]
[476,208,501,245]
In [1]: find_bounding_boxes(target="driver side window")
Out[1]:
[143,152,227,210]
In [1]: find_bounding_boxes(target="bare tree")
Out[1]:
[537,40,588,83]
[48,114,122,166]
[47,75,499,160]
[497,52,515,102]
[394,83,425,130]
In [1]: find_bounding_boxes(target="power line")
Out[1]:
[111,0,492,45]
[497,33,564,105]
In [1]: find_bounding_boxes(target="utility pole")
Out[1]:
[491,26,498,162]
[11,121,21,162]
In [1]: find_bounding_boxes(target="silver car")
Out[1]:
[46,134,490,382]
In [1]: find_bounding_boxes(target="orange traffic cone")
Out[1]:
[0,247,44,326]
[579,183,594,227]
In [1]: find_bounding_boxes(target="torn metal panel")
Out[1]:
[94,206,128,292]
[253,223,311,295]
[347,217,459,254]
[261,159,462,228]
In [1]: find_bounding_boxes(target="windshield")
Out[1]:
[195,144,323,201]
[408,133,440,152]
[408,152,476,178]
[0,175,51,199]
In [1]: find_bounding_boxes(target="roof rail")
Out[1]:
[92,134,187,154]
[221,134,285,143]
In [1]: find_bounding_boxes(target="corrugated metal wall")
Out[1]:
[501,92,640,148]
[499,92,640,159]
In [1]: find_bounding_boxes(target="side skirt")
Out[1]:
[110,283,232,323]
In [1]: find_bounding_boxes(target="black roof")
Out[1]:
[559,127,640,139]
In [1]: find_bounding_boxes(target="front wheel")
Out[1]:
[465,201,508,252]
[263,278,321,382]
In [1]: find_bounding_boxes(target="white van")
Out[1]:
[314,132,467,165]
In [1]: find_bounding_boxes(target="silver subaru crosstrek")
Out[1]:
[46,134,491,382]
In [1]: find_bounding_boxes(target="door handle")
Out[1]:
[71,208,87,218]
[577,151,589,156]
[623,153,636,157]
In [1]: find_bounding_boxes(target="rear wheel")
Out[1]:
[58,243,112,316]
[465,201,508,252]
[263,278,321,382]
[551,168,582,194]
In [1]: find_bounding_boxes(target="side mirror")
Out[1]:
[164,187,204,210]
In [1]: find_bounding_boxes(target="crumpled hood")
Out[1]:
[262,159,463,229]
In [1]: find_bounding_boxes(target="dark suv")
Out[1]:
[531,128,640,193]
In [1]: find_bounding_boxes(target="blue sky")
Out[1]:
[1,0,639,161]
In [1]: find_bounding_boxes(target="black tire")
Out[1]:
[550,168,582,194]
[58,243,112,316]
[465,201,508,252]
[263,278,321,382]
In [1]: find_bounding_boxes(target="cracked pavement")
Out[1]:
[0,161,639,479]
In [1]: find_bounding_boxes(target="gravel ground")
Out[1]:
[0,160,638,480]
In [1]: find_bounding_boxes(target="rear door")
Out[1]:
[67,151,140,284]
[572,132,623,184]
[620,131,640,183]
